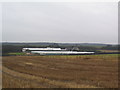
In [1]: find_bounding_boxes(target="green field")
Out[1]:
[8,52,26,55]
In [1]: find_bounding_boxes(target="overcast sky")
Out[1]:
[2,2,118,44]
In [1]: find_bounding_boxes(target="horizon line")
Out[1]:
[1,41,118,45]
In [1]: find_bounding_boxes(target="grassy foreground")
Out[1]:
[2,54,118,88]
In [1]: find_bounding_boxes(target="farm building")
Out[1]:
[22,47,94,55]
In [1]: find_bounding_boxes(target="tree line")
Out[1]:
[2,44,119,55]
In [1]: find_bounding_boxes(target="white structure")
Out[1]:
[22,47,94,55]
[22,47,63,52]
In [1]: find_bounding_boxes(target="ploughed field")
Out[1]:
[2,54,118,88]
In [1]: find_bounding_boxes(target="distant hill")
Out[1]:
[2,42,54,46]
[2,42,115,47]
[2,42,119,55]
[58,43,110,47]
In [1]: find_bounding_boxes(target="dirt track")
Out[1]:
[2,55,118,88]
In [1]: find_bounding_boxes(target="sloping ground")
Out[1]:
[2,55,118,88]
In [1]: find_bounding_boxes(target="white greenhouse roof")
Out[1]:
[22,47,62,51]
[31,51,95,54]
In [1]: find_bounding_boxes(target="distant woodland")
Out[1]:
[1,42,119,56]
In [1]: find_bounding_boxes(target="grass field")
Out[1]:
[8,52,26,56]
[2,54,118,88]
[99,50,119,53]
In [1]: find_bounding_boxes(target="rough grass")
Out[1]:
[2,54,118,88]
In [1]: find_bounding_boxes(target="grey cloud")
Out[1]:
[2,2,118,44]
